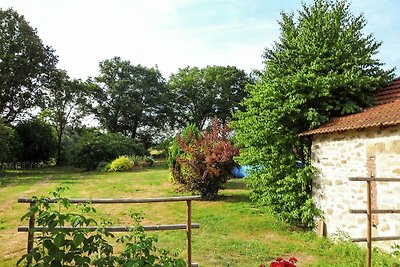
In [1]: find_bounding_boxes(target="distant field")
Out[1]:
[0,165,398,266]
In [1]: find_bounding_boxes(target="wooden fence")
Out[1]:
[349,176,400,267]
[1,161,52,171]
[18,196,201,267]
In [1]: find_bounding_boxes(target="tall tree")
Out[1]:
[169,66,250,129]
[232,0,394,227]
[86,57,169,146]
[0,8,57,122]
[41,69,85,165]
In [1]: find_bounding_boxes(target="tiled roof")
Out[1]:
[299,99,400,136]
[375,77,400,104]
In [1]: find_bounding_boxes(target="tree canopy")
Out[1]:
[86,57,170,146]
[232,0,394,227]
[169,66,251,129]
[0,8,57,123]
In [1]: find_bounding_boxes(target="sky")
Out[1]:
[1,0,399,80]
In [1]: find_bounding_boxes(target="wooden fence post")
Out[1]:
[27,202,35,264]
[366,180,372,267]
[187,200,192,267]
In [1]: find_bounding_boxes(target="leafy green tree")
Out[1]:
[15,118,57,163]
[86,57,170,146]
[232,0,394,227]
[41,69,86,165]
[169,66,250,129]
[0,120,21,163]
[0,8,57,123]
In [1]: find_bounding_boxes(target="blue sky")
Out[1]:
[1,0,399,79]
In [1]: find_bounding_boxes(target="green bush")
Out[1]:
[167,124,200,184]
[14,118,57,163]
[140,156,154,167]
[129,155,142,167]
[108,156,133,172]
[18,187,186,267]
[96,161,111,172]
[67,132,148,170]
[0,121,21,163]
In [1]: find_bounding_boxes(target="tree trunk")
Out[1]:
[56,127,64,166]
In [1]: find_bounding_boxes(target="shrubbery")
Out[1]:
[108,156,133,172]
[18,187,186,267]
[0,121,21,163]
[105,156,155,172]
[168,118,239,199]
[167,124,199,184]
[14,119,57,163]
[67,132,148,170]
[141,156,155,167]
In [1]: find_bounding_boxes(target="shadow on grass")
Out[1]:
[0,166,90,187]
[0,164,169,187]
[206,178,251,203]
[223,178,248,190]
[216,193,250,203]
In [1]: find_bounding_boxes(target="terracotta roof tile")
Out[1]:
[299,99,400,136]
[299,78,400,136]
[375,77,400,104]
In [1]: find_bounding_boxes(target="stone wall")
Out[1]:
[311,125,400,251]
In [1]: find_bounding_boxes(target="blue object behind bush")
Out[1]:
[232,165,252,178]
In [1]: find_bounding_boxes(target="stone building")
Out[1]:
[299,78,400,251]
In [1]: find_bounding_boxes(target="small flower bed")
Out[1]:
[260,257,297,267]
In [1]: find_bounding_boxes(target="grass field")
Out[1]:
[0,164,398,266]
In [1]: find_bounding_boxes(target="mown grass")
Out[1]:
[0,165,398,266]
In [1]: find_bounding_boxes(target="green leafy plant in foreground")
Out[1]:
[18,187,185,267]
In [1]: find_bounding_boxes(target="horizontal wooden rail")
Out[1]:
[18,196,202,204]
[350,209,400,214]
[18,224,200,233]
[352,236,400,242]
[19,195,201,267]
[349,177,400,182]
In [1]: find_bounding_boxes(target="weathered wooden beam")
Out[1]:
[366,180,372,267]
[18,223,200,233]
[352,236,400,242]
[349,177,400,182]
[27,202,35,264]
[18,196,202,204]
[187,200,192,267]
[349,209,400,214]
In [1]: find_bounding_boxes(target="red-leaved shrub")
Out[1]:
[171,118,239,199]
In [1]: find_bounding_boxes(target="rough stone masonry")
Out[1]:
[311,125,400,252]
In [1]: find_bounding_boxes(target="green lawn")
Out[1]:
[0,165,398,266]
